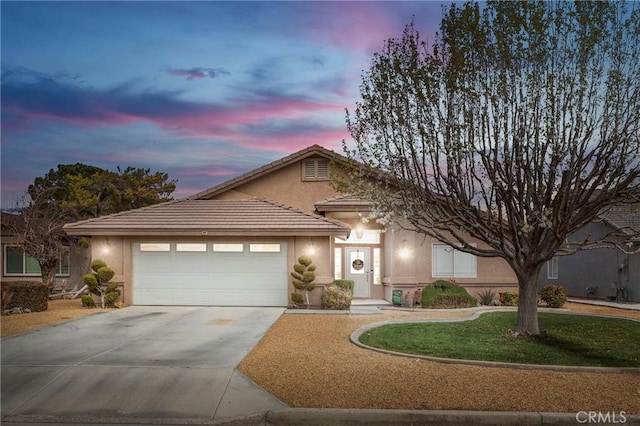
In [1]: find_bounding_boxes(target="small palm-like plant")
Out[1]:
[477,289,498,306]
[291,256,316,306]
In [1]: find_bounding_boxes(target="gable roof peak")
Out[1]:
[190,144,348,200]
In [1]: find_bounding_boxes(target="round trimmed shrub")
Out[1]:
[333,279,355,295]
[540,285,568,308]
[502,291,519,306]
[81,295,96,308]
[421,281,478,309]
[321,285,352,310]
[105,291,120,306]
[290,292,304,305]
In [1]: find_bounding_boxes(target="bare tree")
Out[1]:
[342,1,640,335]
[6,192,70,290]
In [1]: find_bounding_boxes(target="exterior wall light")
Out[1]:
[399,247,411,260]
[102,237,111,255]
[306,239,317,255]
[355,224,364,239]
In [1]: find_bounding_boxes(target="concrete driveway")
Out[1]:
[1,306,286,424]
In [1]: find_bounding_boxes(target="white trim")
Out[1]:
[432,243,477,278]
[547,257,559,279]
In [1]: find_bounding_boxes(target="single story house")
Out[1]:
[63,145,519,306]
[539,203,640,303]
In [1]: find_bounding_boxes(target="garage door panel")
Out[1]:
[133,243,287,306]
[135,257,176,273]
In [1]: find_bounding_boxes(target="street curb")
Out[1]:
[3,410,639,425]
[263,409,640,425]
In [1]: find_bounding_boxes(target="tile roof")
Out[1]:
[599,203,640,238]
[315,194,371,212]
[190,144,349,200]
[64,198,350,237]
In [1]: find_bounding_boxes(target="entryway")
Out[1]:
[345,247,371,298]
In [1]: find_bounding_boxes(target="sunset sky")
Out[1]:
[1,1,445,207]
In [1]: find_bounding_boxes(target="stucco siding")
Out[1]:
[209,160,339,213]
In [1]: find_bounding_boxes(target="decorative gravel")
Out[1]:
[238,303,640,413]
[1,298,102,337]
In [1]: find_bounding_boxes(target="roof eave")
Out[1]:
[64,228,350,237]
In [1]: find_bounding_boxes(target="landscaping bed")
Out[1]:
[238,302,640,413]
[1,298,103,337]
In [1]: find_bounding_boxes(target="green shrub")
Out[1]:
[502,291,519,306]
[105,291,120,306]
[84,259,118,308]
[83,273,99,293]
[540,285,568,308]
[290,292,304,305]
[333,279,355,295]
[321,284,352,310]
[91,259,107,271]
[81,295,96,307]
[106,282,119,293]
[421,281,478,309]
[477,288,498,305]
[291,256,317,305]
[0,281,48,313]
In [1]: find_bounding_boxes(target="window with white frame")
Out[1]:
[547,257,559,279]
[176,243,207,252]
[249,243,281,253]
[432,244,477,278]
[213,243,244,252]
[139,243,170,252]
[335,229,381,245]
[3,245,70,276]
[334,248,342,280]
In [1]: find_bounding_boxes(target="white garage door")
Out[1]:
[133,242,287,306]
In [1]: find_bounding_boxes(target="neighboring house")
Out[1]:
[63,145,518,306]
[1,212,88,291]
[539,203,640,303]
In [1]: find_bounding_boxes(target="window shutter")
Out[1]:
[303,160,316,179]
[302,158,330,180]
[317,159,329,178]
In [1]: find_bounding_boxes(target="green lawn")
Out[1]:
[358,312,640,368]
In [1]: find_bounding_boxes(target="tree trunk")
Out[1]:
[40,261,57,292]
[516,267,542,335]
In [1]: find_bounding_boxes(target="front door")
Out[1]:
[345,247,370,298]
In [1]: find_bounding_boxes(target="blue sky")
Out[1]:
[1,1,445,207]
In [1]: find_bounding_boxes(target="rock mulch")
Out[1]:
[1,298,102,337]
[238,302,640,413]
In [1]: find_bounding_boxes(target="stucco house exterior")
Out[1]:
[539,203,640,303]
[63,145,518,306]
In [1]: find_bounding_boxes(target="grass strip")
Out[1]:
[358,312,640,367]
